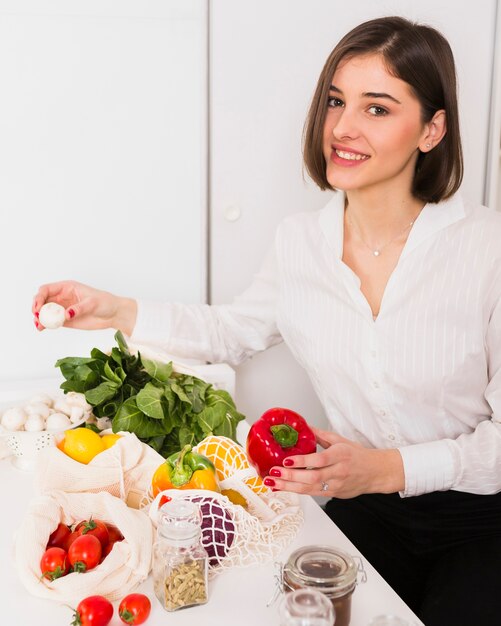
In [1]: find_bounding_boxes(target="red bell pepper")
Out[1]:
[246,407,317,478]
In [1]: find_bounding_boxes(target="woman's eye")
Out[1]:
[327,97,344,108]
[368,105,388,116]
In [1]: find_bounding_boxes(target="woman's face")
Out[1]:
[322,53,430,196]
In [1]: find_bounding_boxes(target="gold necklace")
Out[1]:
[346,212,418,257]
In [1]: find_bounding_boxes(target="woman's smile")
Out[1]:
[330,144,371,166]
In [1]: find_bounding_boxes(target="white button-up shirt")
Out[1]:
[131,192,501,497]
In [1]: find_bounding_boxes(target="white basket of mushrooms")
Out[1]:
[0,391,93,470]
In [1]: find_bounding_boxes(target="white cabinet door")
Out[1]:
[209,0,498,425]
[0,0,208,382]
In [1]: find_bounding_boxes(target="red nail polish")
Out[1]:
[263,478,275,487]
[34,319,39,328]
[283,459,294,467]
[68,308,75,319]
[34,311,39,318]
[269,468,281,477]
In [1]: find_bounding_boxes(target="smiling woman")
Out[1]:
[323,54,445,199]
[304,18,462,203]
[32,14,501,626]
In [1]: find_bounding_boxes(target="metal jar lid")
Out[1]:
[283,545,358,599]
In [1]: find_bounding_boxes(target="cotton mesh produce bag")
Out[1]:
[15,490,152,604]
[146,485,303,577]
[34,431,164,507]
[142,434,304,574]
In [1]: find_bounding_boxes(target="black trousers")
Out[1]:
[324,491,501,626]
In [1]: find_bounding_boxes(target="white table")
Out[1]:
[0,377,423,625]
[0,458,423,626]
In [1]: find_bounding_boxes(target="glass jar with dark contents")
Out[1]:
[282,545,359,626]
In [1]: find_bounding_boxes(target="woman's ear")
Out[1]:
[419,109,447,152]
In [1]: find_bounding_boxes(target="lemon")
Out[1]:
[101,433,122,449]
[62,427,105,464]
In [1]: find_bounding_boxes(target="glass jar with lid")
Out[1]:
[282,545,361,626]
[279,587,335,626]
[152,499,209,612]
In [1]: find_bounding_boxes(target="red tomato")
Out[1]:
[72,595,113,626]
[105,523,124,543]
[118,594,151,625]
[68,534,102,572]
[99,541,115,563]
[40,547,69,580]
[64,530,80,552]
[75,518,110,549]
[46,522,71,550]
[158,495,171,508]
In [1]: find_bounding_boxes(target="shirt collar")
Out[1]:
[318,191,466,259]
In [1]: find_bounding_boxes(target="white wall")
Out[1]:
[209,0,499,425]
[0,0,208,383]
[1,1,499,428]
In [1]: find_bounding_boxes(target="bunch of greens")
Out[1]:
[55,331,245,458]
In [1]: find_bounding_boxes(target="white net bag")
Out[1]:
[143,434,303,575]
[34,432,165,508]
[14,490,153,604]
[146,485,303,577]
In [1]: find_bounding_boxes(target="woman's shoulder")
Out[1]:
[276,193,343,235]
[444,193,501,249]
[462,194,501,227]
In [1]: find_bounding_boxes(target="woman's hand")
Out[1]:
[265,426,405,498]
[32,280,137,335]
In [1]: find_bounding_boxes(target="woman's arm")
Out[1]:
[33,247,282,367]
[129,247,282,365]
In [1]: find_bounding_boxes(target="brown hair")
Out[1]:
[303,16,463,203]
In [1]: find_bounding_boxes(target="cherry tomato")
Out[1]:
[158,495,172,508]
[40,547,69,580]
[99,541,116,563]
[75,518,110,549]
[105,523,124,543]
[68,534,102,573]
[118,594,151,625]
[46,522,71,550]
[71,595,113,626]
[64,530,80,552]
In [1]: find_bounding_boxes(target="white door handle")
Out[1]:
[223,205,241,222]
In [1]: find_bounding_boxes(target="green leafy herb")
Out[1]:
[55,331,245,457]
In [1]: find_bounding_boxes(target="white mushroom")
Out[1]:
[1,406,28,431]
[24,402,51,419]
[29,393,54,407]
[65,392,92,411]
[96,416,112,431]
[53,398,73,416]
[38,302,66,329]
[69,405,85,424]
[24,414,45,432]
[46,412,72,430]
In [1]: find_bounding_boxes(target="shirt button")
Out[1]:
[388,434,396,441]
[373,381,380,389]
[379,409,386,416]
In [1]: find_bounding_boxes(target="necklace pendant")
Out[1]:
[373,250,381,257]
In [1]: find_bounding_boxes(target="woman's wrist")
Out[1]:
[111,296,138,336]
[370,448,405,494]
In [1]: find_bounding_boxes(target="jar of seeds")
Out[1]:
[152,499,209,611]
